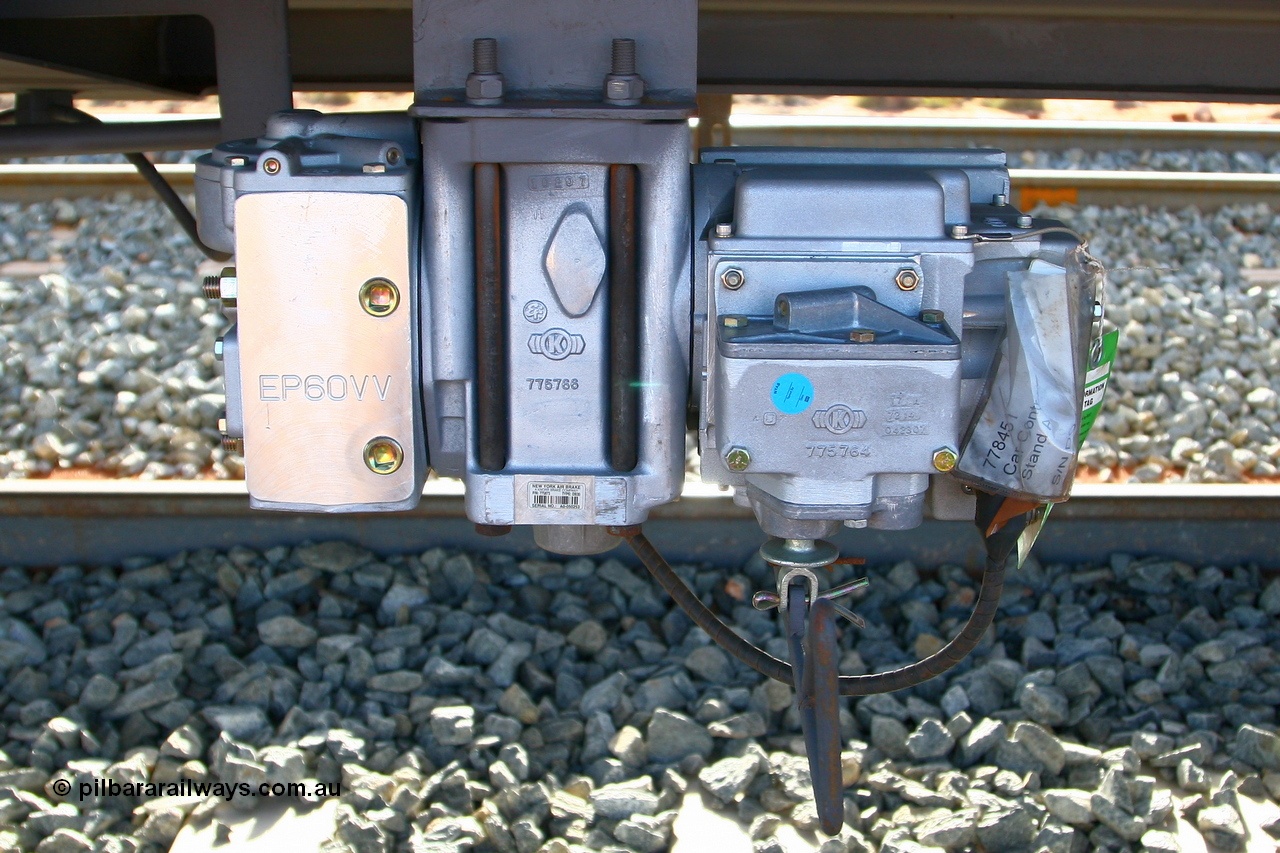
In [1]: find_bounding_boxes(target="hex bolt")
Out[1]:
[921,309,945,325]
[386,148,401,165]
[473,37,498,74]
[364,437,404,475]
[721,268,746,290]
[714,223,733,238]
[932,447,958,472]
[993,193,1008,206]
[1017,214,1034,228]
[213,337,224,361]
[849,329,876,343]
[359,278,400,317]
[895,268,920,291]
[724,447,751,472]
[217,416,228,434]
[362,163,387,174]
[721,314,749,329]
[203,267,237,309]
[611,37,637,75]
[262,157,281,175]
[949,224,969,238]
[466,37,505,105]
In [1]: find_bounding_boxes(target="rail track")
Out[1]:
[721,114,1280,154]
[4,161,1280,209]
[2,115,1279,568]
[0,479,1275,569]
[85,110,1280,152]
[4,115,1280,206]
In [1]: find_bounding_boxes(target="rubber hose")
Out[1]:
[622,529,1008,696]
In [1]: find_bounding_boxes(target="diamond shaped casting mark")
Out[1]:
[543,209,607,317]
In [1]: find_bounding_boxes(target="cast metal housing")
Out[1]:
[693,148,1080,539]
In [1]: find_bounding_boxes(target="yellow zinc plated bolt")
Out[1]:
[364,437,404,475]
[724,447,751,472]
[932,447,958,472]
[359,278,400,317]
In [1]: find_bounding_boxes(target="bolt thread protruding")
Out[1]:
[473,38,498,74]
[611,38,636,75]
[202,275,221,300]
[221,436,242,453]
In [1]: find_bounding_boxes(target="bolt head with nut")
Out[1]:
[364,437,404,475]
[895,268,920,291]
[262,157,281,175]
[725,447,751,472]
[720,268,745,290]
[932,447,958,472]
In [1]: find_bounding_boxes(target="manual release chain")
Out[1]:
[609,491,1036,835]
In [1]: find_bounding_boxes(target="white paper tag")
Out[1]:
[957,259,1081,502]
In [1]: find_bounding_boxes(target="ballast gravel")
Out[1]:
[0,543,1276,851]
[0,187,1279,484]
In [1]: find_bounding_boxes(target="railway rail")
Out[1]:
[2,115,1279,567]
[7,162,1280,209]
[0,479,1275,569]
[720,114,1280,155]
[71,110,1280,152]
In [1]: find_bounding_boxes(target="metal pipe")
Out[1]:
[474,163,508,472]
[608,164,640,472]
[0,119,222,157]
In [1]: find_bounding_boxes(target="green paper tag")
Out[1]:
[1079,329,1119,445]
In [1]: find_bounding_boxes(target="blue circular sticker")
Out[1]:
[771,373,814,415]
